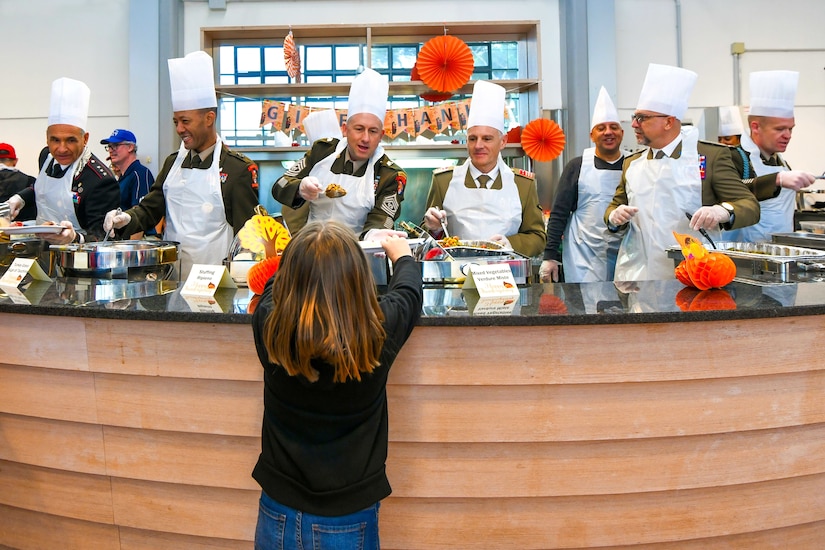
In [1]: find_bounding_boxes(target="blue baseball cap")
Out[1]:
[100,129,137,145]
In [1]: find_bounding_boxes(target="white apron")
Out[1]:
[442,156,521,240]
[307,139,382,233]
[34,152,83,232]
[723,133,792,242]
[614,127,711,281]
[163,136,233,279]
[562,148,623,282]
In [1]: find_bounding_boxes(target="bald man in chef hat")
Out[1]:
[717,105,744,147]
[724,70,815,243]
[605,63,759,281]
[4,77,119,244]
[423,80,546,257]
[273,68,408,240]
[540,86,625,283]
[104,50,259,278]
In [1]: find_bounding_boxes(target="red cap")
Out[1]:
[0,143,16,160]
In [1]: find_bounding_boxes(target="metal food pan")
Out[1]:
[50,240,179,270]
[711,241,825,262]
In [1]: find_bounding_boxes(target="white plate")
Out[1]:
[0,225,64,235]
[359,238,426,254]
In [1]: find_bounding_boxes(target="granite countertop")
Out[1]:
[3,275,825,326]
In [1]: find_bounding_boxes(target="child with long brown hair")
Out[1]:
[251,220,422,550]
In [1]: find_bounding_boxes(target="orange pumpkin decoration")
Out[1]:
[246,293,261,315]
[675,287,700,311]
[538,294,568,315]
[672,232,736,290]
[247,256,281,295]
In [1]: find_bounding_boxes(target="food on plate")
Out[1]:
[325,183,347,198]
[438,236,460,247]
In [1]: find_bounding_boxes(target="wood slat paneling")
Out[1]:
[119,527,253,550]
[111,478,258,541]
[103,426,259,490]
[94,373,262,436]
[0,363,98,423]
[0,313,89,371]
[379,473,825,549]
[85,319,261,381]
[388,371,825,442]
[386,423,825,497]
[0,459,113,524]
[0,503,119,550]
[0,413,106,475]
[392,320,825,386]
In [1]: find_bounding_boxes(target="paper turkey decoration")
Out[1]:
[520,118,566,162]
[415,35,474,93]
[284,30,301,82]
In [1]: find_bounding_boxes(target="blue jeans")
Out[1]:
[254,490,381,550]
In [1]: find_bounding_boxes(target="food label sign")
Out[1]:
[0,257,51,288]
[462,263,519,298]
[180,264,237,297]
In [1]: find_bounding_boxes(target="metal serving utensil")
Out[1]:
[685,211,717,249]
[436,206,450,239]
[102,208,121,243]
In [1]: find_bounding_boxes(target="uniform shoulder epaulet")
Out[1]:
[225,148,255,165]
[381,156,403,171]
[433,165,454,175]
[514,168,535,179]
[698,139,728,149]
[86,156,114,179]
[626,149,645,162]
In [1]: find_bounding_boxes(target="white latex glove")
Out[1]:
[777,170,815,191]
[42,220,77,245]
[690,205,728,230]
[103,209,131,234]
[489,234,512,250]
[423,206,447,231]
[6,194,24,220]
[363,228,408,242]
[539,259,561,282]
[298,176,323,201]
[608,204,639,227]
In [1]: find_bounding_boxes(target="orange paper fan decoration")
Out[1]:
[284,30,301,82]
[521,118,566,162]
[411,64,453,102]
[415,35,474,93]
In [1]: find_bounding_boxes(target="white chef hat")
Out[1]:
[467,80,506,133]
[591,86,620,128]
[346,68,388,123]
[718,105,744,136]
[749,70,799,118]
[168,51,218,112]
[636,63,698,120]
[303,109,342,143]
[48,77,90,130]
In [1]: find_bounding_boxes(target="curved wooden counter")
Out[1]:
[1,279,825,548]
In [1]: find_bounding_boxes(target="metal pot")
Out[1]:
[50,240,180,281]
[0,238,53,272]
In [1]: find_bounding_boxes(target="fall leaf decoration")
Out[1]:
[521,118,566,162]
[415,35,474,93]
[237,205,291,259]
[284,30,301,82]
[672,231,736,290]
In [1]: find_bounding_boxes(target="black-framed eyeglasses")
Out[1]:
[104,143,127,151]
[631,113,670,124]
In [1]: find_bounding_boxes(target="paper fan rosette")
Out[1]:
[415,35,474,93]
[284,30,301,82]
[521,118,566,162]
[410,64,453,102]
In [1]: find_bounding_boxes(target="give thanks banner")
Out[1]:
[260,98,473,139]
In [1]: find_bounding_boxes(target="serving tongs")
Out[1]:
[398,220,454,262]
[685,211,717,249]
[0,202,11,220]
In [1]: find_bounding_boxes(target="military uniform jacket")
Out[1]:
[273,138,407,237]
[729,145,783,201]
[118,143,259,238]
[425,165,546,257]
[23,147,119,240]
[604,140,760,231]
[0,167,37,221]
